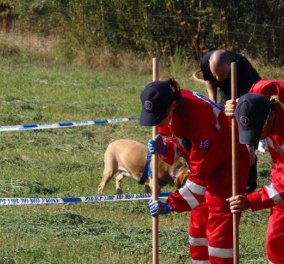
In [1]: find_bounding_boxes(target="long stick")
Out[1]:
[152,57,159,264]
[231,62,239,264]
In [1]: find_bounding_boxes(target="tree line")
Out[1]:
[3,0,284,65]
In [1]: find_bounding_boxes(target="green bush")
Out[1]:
[8,0,284,65]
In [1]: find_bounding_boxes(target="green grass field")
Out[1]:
[0,52,278,263]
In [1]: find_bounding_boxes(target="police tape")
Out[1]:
[0,192,170,206]
[0,117,140,132]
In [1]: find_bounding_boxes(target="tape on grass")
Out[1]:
[0,117,139,132]
[0,192,170,206]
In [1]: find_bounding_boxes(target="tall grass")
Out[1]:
[0,33,281,263]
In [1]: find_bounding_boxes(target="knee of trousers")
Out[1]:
[188,236,209,262]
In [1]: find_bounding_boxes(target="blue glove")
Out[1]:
[148,200,173,217]
[147,134,167,156]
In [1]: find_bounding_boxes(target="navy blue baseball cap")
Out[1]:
[235,93,271,146]
[140,81,176,126]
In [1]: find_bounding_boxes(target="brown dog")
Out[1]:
[97,139,189,194]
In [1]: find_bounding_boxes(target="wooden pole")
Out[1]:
[231,62,239,264]
[152,57,159,264]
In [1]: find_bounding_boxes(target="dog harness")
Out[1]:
[139,150,175,187]
[139,150,152,185]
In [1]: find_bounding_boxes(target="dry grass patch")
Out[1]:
[0,32,59,57]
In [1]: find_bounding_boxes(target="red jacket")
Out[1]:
[246,80,284,211]
[158,89,248,212]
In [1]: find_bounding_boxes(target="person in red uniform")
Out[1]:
[225,80,284,264]
[139,78,250,264]
[157,122,210,262]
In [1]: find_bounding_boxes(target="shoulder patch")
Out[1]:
[199,139,209,148]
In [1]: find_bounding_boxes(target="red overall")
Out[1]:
[158,89,250,263]
[158,125,210,263]
[247,80,284,264]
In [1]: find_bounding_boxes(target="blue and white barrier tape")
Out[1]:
[0,192,170,206]
[0,117,139,132]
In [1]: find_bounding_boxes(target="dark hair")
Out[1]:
[167,78,181,101]
[167,77,187,115]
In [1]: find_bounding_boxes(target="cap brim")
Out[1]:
[139,108,165,126]
[238,126,262,146]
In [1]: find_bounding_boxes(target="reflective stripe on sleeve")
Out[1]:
[265,183,283,204]
[179,185,199,209]
[188,235,208,246]
[186,180,206,195]
[208,246,233,258]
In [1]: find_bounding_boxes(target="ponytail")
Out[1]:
[167,78,181,101]
[270,95,284,111]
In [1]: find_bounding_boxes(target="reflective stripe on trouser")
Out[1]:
[191,260,210,264]
[208,246,233,258]
[189,235,208,246]
[205,195,237,264]
[189,235,209,262]
[189,204,209,263]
